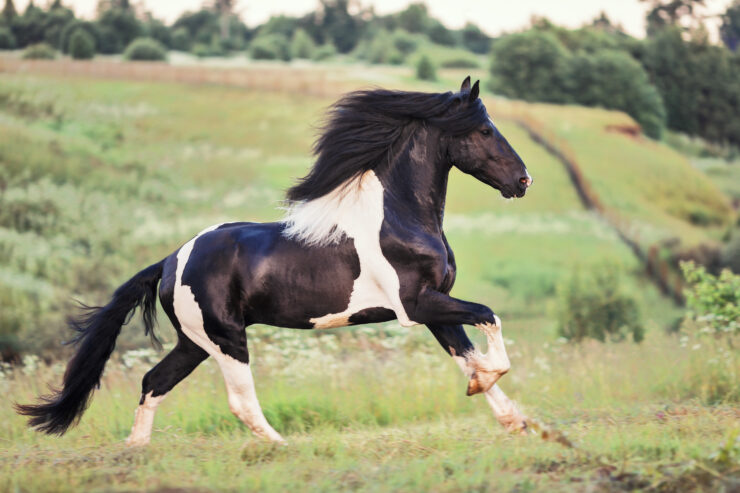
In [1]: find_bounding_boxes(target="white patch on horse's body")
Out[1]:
[169,224,285,443]
[125,391,165,447]
[283,170,417,328]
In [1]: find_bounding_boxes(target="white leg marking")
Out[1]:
[285,171,416,328]
[172,224,284,443]
[484,384,528,434]
[125,391,165,447]
[453,315,510,395]
[452,317,527,432]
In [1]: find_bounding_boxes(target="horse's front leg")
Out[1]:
[427,322,528,434]
[410,288,509,393]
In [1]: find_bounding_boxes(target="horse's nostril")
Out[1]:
[519,176,533,187]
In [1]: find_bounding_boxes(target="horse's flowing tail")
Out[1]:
[15,260,165,435]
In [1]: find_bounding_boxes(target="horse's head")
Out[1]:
[446,77,532,199]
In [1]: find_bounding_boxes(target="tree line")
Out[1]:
[1,0,739,146]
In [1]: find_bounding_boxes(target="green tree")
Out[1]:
[2,0,17,22]
[489,30,571,103]
[643,28,740,145]
[60,20,100,53]
[568,50,666,138]
[397,3,428,33]
[96,5,142,53]
[461,22,491,54]
[290,28,315,59]
[69,27,95,59]
[427,19,456,46]
[416,54,436,81]
[720,0,740,51]
[0,25,15,49]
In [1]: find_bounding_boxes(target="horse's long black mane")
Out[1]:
[286,89,488,202]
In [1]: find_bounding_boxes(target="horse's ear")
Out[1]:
[460,76,471,93]
[470,80,480,101]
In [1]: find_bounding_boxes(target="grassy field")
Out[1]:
[1,65,738,491]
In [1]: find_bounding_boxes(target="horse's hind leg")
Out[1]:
[176,310,284,443]
[126,332,208,446]
[210,343,285,444]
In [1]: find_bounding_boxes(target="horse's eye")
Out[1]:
[481,129,491,136]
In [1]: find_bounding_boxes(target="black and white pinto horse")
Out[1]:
[18,77,533,445]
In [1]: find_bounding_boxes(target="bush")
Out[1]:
[682,262,740,339]
[69,29,95,60]
[250,34,290,61]
[489,30,571,103]
[675,262,739,403]
[22,43,56,60]
[171,27,190,51]
[391,29,419,55]
[0,26,16,50]
[312,43,337,61]
[367,31,403,65]
[439,57,480,69]
[416,55,437,81]
[567,50,666,139]
[290,29,315,59]
[555,265,644,343]
[59,20,99,54]
[123,37,167,61]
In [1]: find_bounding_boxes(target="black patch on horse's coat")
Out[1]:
[348,307,396,325]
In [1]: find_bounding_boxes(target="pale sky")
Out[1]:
[13,0,735,38]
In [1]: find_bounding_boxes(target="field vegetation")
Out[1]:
[2,0,740,486]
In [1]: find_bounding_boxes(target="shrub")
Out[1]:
[439,57,480,69]
[69,29,95,60]
[123,37,167,61]
[367,31,402,65]
[555,265,644,343]
[250,34,290,61]
[682,261,740,339]
[22,43,56,60]
[489,30,571,103]
[674,262,740,403]
[416,55,437,81]
[59,20,100,54]
[290,29,315,59]
[312,43,337,61]
[171,27,190,51]
[391,29,419,55]
[567,50,666,139]
[0,26,16,50]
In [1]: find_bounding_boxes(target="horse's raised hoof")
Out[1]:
[465,368,503,396]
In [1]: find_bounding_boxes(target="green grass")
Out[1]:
[2,330,738,491]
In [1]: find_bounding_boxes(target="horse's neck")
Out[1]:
[380,127,449,232]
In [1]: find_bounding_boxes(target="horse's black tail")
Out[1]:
[15,260,165,435]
